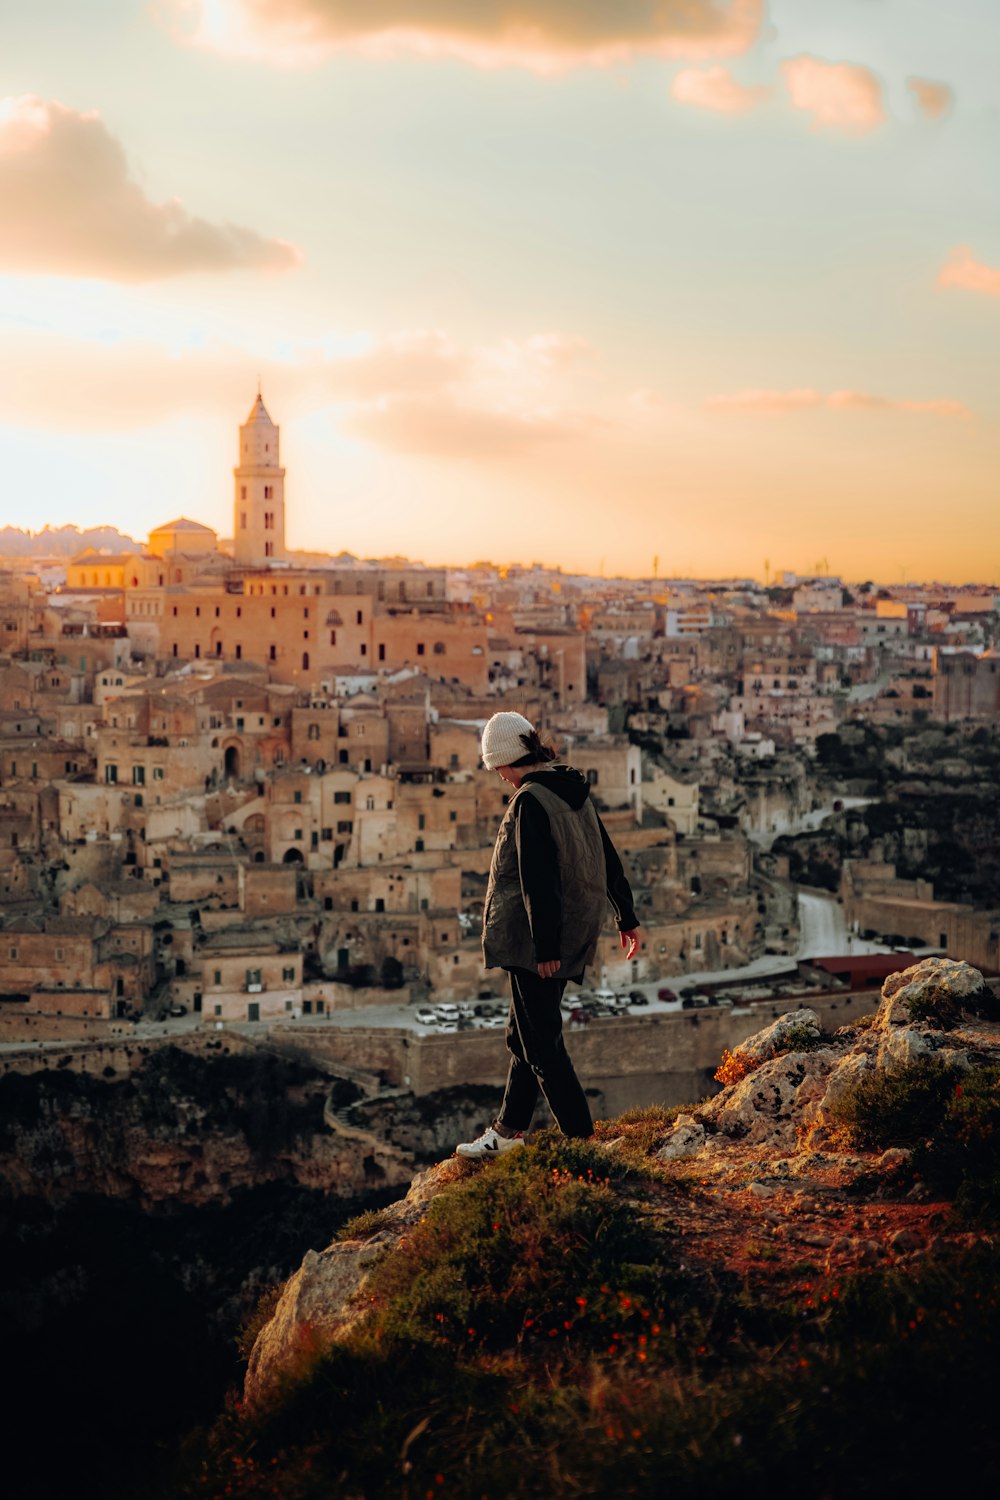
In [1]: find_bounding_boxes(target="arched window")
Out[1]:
[307,723,320,741]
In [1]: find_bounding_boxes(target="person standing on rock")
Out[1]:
[456,713,640,1158]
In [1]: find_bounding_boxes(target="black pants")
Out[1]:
[495,967,593,1139]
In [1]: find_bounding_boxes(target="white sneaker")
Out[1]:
[455,1125,526,1159]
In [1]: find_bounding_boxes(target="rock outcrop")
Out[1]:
[245,958,1000,1405]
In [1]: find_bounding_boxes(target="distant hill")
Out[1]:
[0,525,140,558]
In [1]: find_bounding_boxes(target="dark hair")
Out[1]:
[509,729,557,768]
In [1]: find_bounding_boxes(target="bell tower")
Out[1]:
[234,393,286,565]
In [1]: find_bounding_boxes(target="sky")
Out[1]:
[1,0,998,582]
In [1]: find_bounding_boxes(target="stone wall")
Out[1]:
[268,989,877,1115]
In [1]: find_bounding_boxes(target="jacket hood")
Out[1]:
[521,764,591,811]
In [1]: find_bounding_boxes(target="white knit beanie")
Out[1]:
[481,712,536,770]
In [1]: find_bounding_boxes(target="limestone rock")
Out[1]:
[810,1050,875,1127]
[878,958,991,1031]
[700,1047,839,1147]
[245,1157,465,1407]
[654,1114,705,1162]
[739,1008,822,1061]
[876,1024,943,1071]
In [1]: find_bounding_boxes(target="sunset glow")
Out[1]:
[2,0,998,580]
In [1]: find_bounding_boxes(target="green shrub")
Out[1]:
[363,1145,678,1359]
[914,1065,1000,1223]
[828,1057,959,1150]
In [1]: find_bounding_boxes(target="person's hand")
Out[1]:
[619,929,640,960]
[537,958,561,978]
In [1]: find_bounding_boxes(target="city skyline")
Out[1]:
[2,1,999,581]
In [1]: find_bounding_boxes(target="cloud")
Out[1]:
[671,65,770,114]
[161,0,763,71]
[346,396,583,456]
[0,326,599,458]
[938,246,1000,298]
[0,95,299,281]
[907,77,953,121]
[706,387,970,418]
[780,56,885,133]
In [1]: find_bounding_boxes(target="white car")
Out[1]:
[592,989,618,1005]
[482,1015,507,1029]
[437,1020,459,1033]
[456,1002,475,1019]
[433,1003,460,1020]
[415,1007,437,1025]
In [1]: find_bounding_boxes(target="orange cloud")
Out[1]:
[162,0,763,71]
[0,95,299,281]
[938,246,1000,298]
[781,56,885,133]
[0,327,598,459]
[706,388,970,417]
[347,396,583,456]
[671,65,770,114]
[907,77,953,120]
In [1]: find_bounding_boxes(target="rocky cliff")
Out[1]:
[219,958,1000,1499]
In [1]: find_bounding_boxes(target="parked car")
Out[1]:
[415,1007,437,1025]
[627,991,649,1006]
[437,1020,459,1033]
[167,1003,187,1017]
[681,993,710,1009]
[433,1003,460,1021]
[657,987,678,1002]
[593,988,618,1005]
[482,1015,507,1030]
[456,1003,475,1019]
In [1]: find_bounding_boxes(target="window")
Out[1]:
[8,947,16,961]
[293,790,302,804]
[264,512,274,530]
[330,630,337,645]
[105,764,118,784]
[308,723,320,740]
[337,820,353,834]
[241,486,247,500]
[334,791,351,804]
[302,652,310,669]
[375,898,385,912]
[265,542,274,558]
[269,645,276,661]
[264,485,273,499]
[321,827,332,840]
[415,838,424,852]
[356,610,363,625]
[214,970,222,986]
[282,966,295,982]
[418,813,426,830]
[378,643,386,661]
[294,828,303,841]
[417,642,425,656]
[241,514,248,530]
[586,769,599,785]
[360,643,367,656]
[132,765,145,785]
[449,810,457,822]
